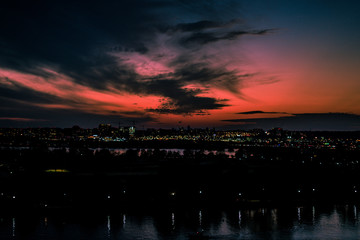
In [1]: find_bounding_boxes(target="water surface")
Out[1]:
[1,204,360,239]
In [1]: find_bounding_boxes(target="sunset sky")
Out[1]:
[1,0,360,130]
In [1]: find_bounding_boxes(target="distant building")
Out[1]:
[129,126,135,136]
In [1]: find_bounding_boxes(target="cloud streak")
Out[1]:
[0,117,47,122]
[222,113,360,131]
[237,110,289,115]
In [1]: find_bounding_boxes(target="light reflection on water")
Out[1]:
[0,205,360,239]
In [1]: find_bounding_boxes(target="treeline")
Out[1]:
[0,146,359,208]
[0,146,359,173]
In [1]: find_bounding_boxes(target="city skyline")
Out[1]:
[1,0,360,130]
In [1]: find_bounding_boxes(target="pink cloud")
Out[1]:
[0,68,165,118]
[0,117,47,122]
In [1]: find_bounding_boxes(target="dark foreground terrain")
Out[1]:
[0,145,360,210]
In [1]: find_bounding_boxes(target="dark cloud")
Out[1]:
[146,97,228,115]
[170,63,247,95]
[161,18,275,47]
[143,80,229,114]
[222,113,360,131]
[0,0,162,84]
[0,0,276,126]
[179,28,275,46]
[237,110,288,115]
[171,20,228,32]
[104,18,269,114]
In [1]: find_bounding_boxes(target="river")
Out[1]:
[1,204,360,239]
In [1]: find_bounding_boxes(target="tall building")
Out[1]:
[129,126,135,136]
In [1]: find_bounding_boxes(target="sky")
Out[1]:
[1,0,360,130]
